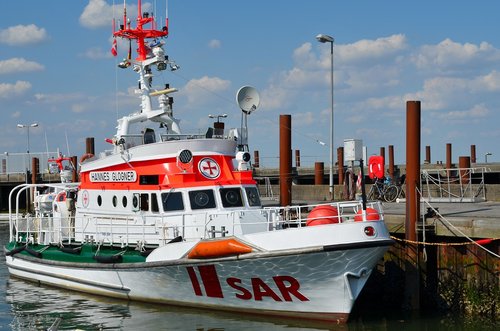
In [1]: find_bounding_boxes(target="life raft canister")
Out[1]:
[306,205,342,226]
[368,155,384,179]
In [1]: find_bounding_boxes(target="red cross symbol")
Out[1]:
[198,158,220,179]
[82,190,89,207]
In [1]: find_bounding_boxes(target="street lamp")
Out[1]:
[17,123,38,154]
[485,152,492,163]
[316,33,334,200]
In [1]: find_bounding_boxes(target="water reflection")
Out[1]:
[5,277,337,331]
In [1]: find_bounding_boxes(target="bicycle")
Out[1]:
[367,177,399,202]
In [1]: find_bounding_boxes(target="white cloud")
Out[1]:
[337,34,408,64]
[0,24,48,46]
[80,47,112,60]
[182,76,231,106]
[412,39,500,70]
[436,103,489,121]
[208,39,221,49]
[0,81,31,98]
[80,0,146,29]
[0,58,44,74]
[80,0,113,29]
[11,111,21,118]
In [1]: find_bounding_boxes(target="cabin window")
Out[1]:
[245,187,261,207]
[112,195,117,207]
[220,188,243,208]
[132,194,139,211]
[151,193,159,213]
[97,195,102,206]
[140,175,159,185]
[140,193,149,211]
[189,189,216,210]
[161,192,184,212]
[122,196,128,208]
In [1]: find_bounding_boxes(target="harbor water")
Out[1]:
[0,223,497,330]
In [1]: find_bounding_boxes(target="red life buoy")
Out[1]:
[368,155,384,179]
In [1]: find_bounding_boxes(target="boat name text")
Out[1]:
[186,265,309,302]
[89,171,137,183]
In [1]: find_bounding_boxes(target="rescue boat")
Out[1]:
[4,1,392,323]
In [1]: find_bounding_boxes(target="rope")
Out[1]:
[400,186,500,259]
[390,235,499,248]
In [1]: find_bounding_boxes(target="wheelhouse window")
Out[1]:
[140,193,149,211]
[220,188,243,208]
[189,189,216,210]
[245,187,261,207]
[161,192,184,212]
[151,193,159,213]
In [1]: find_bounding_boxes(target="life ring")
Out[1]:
[368,155,384,179]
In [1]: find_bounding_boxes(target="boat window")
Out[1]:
[97,195,102,207]
[143,128,156,144]
[140,175,159,185]
[132,194,139,211]
[161,192,184,212]
[112,195,117,207]
[220,188,243,208]
[151,193,159,213]
[189,189,216,210]
[245,187,262,207]
[122,196,128,208]
[140,193,149,211]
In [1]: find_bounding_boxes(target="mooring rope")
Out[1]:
[394,186,500,259]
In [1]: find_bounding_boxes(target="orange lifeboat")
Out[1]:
[187,238,253,259]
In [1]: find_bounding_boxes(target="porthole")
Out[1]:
[132,195,139,209]
[122,196,128,208]
[97,195,102,206]
[112,195,117,207]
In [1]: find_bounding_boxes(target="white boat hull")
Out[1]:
[6,235,390,323]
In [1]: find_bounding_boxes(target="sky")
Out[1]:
[1,0,500,169]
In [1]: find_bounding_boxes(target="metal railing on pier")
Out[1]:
[420,167,487,202]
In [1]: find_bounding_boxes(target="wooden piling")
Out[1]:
[314,162,324,185]
[253,150,259,168]
[295,150,301,168]
[279,115,292,207]
[405,100,421,310]
[459,156,471,185]
[337,147,344,185]
[388,145,394,180]
[446,143,452,177]
[470,145,476,164]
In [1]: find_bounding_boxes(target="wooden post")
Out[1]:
[314,162,324,185]
[279,115,292,207]
[337,147,344,186]
[405,100,421,310]
[295,150,301,168]
[253,150,260,168]
[388,145,394,180]
[459,156,471,185]
[446,143,452,177]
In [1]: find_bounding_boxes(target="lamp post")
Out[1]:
[316,33,334,200]
[485,152,492,163]
[17,123,38,164]
[17,122,38,212]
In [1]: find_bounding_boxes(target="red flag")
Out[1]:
[111,38,118,56]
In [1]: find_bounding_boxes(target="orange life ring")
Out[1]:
[368,155,384,179]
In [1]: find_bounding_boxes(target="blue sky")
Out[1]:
[1,0,500,168]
